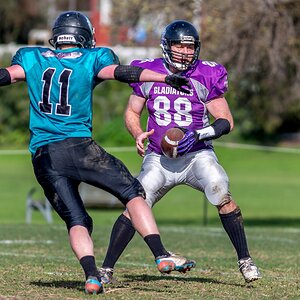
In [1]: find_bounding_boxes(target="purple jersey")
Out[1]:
[129,58,228,155]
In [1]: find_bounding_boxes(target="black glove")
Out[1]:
[165,74,191,94]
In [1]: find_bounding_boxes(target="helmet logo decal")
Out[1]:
[181,36,195,43]
[57,35,77,43]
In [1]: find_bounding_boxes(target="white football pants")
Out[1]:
[138,149,231,207]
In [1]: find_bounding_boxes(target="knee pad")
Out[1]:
[205,181,231,206]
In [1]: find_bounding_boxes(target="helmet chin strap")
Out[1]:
[172,61,189,71]
[164,60,185,74]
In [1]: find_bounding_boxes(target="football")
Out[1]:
[160,127,185,158]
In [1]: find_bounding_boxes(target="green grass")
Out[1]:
[0,144,300,299]
[1,144,300,225]
[0,224,299,299]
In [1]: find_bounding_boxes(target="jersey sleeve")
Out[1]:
[94,48,120,73]
[206,64,228,102]
[11,48,24,67]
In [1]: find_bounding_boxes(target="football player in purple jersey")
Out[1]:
[99,20,261,284]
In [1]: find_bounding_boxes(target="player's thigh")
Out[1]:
[188,150,230,206]
[138,153,172,207]
[46,178,91,228]
[78,140,144,205]
[33,153,92,230]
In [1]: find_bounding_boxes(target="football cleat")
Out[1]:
[84,276,103,294]
[238,257,262,283]
[98,267,116,285]
[155,252,196,274]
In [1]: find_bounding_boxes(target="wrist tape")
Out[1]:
[114,65,144,83]
[195,118,230,141]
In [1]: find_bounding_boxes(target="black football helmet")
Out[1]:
[160,20,201,71]
[49,11,95,49]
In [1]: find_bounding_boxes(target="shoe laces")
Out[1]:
[99,267,114,275]
[239,257,255,271]
[98,267,115,284]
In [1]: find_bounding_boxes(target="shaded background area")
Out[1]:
[0,0,299,148]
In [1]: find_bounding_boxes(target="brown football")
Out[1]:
[160,127,185,158]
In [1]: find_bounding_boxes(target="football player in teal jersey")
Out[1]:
[0,11,193,294]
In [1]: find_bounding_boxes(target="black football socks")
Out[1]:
[219,208,250,260]
[80,255,99,279]
[144,234,170,258]
[102,214,136,268]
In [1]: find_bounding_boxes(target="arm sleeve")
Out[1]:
[95,48,120,74]
[11,49,23,67]
[206,64,228,102]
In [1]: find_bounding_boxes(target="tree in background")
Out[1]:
[110,0,300,140]
[110,0,199,46]
[0,0,299,147]
[201,0,300,140]
[0,0,46,44]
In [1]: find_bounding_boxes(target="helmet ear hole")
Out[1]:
[78,35,86,44]
[48,38,55,48]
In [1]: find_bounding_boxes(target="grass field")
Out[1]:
[0,144,300,299]
[0,224,299,299]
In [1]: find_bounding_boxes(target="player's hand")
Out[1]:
[136,129,154,157]
[177,129,198,156]
[165,74,191,94]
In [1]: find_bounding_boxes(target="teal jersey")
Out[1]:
[11,46,120,155]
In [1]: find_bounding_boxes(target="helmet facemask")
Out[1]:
[161,39,200,71]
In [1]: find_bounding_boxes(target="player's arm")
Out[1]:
[97,64,190,93]
[196,96,234,139]
[125,94,153,157]
[177,96,233,155]
[0,65,25,86]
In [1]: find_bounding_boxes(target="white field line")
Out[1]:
[1,142,300,155]
[0,240,53,244]
[0,251,75,261]
[159,226,300,244]
[0,149,28,155]
[214,141,300,154]
[160,226,300,234]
